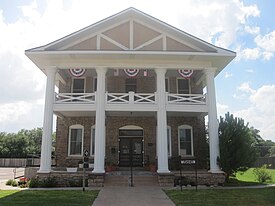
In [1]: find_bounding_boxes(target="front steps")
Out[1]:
[105,171,158,187]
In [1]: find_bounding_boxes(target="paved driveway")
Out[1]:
[92,186,175,206]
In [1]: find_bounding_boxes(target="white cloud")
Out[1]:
[234,85,275,141]
[0,101,32,123]
[217,103,229,117]
[236,47,261,60]
[244,25,260,35]
[255,30,275,52]
[237,82,255,94]
[225,72,233,78]
[0,0,266,134]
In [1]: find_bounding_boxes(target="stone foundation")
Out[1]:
[37,171,105,187]
[158,173,175,187]
[158,171,225,187]
[174,171,225,186]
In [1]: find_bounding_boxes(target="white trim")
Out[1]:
[134,34,163,50]
[90,125,95,157]
[68,124,84,157]
[176,78,190,94]
[178,125,194,157]
[119,125,143,130]
[130,19,133,50]
[100,34,129,50]
[71,77,86,93]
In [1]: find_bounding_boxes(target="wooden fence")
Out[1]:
[254,156,275,169]
[0,158,55,167]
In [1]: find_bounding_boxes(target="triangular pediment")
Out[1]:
[33,8,218,53]
[64,19,202,52]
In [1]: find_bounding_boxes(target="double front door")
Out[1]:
[119,137,143,167]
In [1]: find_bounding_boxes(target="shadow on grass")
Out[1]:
[0,190,99,206]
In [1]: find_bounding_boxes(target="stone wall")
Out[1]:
[56,117,95,167]
[105,116,156,165]
[167,116,208,170]
[37,171,104,187]
[56,115,207,170]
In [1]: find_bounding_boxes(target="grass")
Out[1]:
[236,168,275,184]
[224,168,275,186]
[0,190,99,206]
[165,187,275,206]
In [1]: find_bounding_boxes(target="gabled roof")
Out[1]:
[27,7,231,53]
[26,7,235,74]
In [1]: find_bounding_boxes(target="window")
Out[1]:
[167,126,172,157]
[90,126,95,156]
[165,78,169,92]
[177,78,189,94]
[93,77,97,92]
[178,125,193,156]
[68,125,84,156]
[72,78,85,93]
[125,78,137,93]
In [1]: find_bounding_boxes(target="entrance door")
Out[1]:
[119,137,143,167]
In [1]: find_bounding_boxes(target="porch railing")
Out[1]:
[54,92,206,105]
[55,93,96,103]
[167,93,206,104]
[106,92,156,104]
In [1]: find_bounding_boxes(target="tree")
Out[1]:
[218,112,258,181]
[0,128,43,158]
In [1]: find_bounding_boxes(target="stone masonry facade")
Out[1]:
[55,115,208,170]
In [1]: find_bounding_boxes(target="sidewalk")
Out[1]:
[92,186,175,206]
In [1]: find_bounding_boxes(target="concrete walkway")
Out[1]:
[92,186,175,206]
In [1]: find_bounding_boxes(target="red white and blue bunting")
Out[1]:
[69,68,86,77]
[178,69,193,79]
[124,69,139,77]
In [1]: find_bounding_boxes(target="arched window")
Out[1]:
[68,124,84,156]
[178,125,193,156]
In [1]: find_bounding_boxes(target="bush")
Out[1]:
[253,165,272,183]
[42,176,58,187]
[5,179,13,185]
[11,180,18,187]
[28,177,41,188]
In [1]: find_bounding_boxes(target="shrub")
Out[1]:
[42,176,57,187]
[253,165,272,183]
[11,180,18,187]
[5,179,13,185]
[28,177,41,188]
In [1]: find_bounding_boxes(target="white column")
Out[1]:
[155,68,170,173]
[93,67,107,173]
[205,68,221,173]
[38,67,57,173]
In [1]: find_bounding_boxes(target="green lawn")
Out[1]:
[165,187,275,206]
[236,168,275,184]
[225,168,275,186]
[0,190,99,206]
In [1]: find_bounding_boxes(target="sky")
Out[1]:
[0,0,275,141]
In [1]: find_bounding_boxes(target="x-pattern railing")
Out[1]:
[55,93,95,103]
[167,93,206,104]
